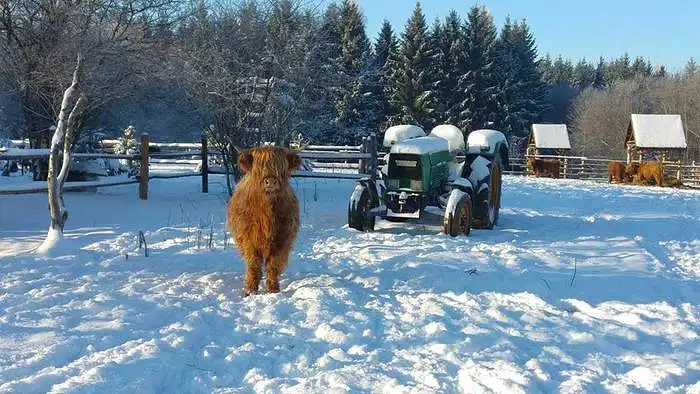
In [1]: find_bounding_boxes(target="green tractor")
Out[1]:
[348,124,509,236]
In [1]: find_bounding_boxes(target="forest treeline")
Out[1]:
[0,0,697,160]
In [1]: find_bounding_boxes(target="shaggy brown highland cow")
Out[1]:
[527,157,561,178]
[626,161,664,186]
[227,146,302,296]
[607,160,628,183]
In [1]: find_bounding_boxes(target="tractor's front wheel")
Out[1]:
[348,185,375,232]
[444,190,472,237]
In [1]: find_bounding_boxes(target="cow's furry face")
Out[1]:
[238,146,302,196]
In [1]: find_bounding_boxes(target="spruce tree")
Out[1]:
[572,59,596,90]
[375,20,398,72]
[335,0,378,143]
[551,55,573,83]
[374,20,399,129]
[442,10,465,126]
[430,17,448,124]
[593,57,606,88]
[301,4,343,143]
[492,18,546,137]
[385,2,437,128]
[631,56,652,78]
[458,5,498,132]
[538,54,554,85]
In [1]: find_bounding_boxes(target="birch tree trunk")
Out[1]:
[39,55,85,253]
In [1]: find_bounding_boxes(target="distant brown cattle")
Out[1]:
[607,161,628,183]
[527,157,560,178]
[227,146,302,296]
[625,161,663,186]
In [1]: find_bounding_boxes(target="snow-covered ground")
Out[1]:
[0,175,699,393]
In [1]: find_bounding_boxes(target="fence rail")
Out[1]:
[3,136,699,197]
[1,134,379,197]
[520,154,700,186]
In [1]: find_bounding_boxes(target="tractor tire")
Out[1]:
[348,185,375,232]
[474,156,502,230]
[443,190,472,237]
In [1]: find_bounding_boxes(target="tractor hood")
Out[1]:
[389,136,449,155]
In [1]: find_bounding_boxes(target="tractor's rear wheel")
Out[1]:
[475,156,502,230]
[488,156,502,227]
[348,185,375,232]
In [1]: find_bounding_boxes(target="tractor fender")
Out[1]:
[450,177,475,201]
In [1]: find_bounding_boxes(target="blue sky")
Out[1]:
[353,0,698,72]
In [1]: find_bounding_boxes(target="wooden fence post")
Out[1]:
[201,134,209,193]
[359,136,367,175]
[139,133,149,200]
[369,133,377,180]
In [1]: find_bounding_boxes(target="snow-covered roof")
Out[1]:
[390,136,449,155]
[429,125,465,153]
[530,124,571,149]
[383,125,426,147]
[466,129,508,154]
[628,114,687,149]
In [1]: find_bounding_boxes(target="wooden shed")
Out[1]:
[625,114,687,163]
[526,124,571,156]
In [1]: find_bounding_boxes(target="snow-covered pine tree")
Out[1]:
[429,17,448,124]
[442,10,465,126]
[492,18,546,138]
[335,0,380,144]
[374,19,399,130]
[301,3,344,143]
[605,53,633,84]
[538,54,554,85]
[551,55,573,84]
[572,59,596,90]
[116,125,138,177]
[685,58,698,76]
[458,5,498,132]
[593,57,607,88]
[631,56,652,78]
[385,2,437,128]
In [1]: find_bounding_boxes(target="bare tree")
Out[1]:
[569,79,652,158]
[175,0,319,194]
[0,0,187,170]
[570,73,700,162]
[38,55,85,253]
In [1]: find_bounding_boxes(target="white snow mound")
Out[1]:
[429,124,465,153]
[383,125,426,147]
[467,129,508,154]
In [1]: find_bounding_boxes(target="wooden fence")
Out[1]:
[2,135,699,197]
[520,154,700,187]
[0,134,379,197]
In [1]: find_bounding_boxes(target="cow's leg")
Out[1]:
[654,172,663,186]
[240,247,262,296]
[265,252,289,294]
